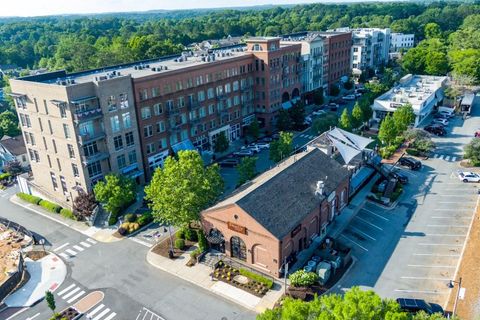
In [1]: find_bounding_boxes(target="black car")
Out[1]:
[398,157,422,170]
[424,125,446,136]
[396,298,444,315]
[389,171,409,184]
[217,159,239,167]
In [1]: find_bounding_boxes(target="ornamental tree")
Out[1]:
[392,104,416,133]
[351,103,364,129]
[73,192,98,221]
[93,174,136,215]
[339,108,353,131]
[464,138,480,166]
[237,156,257,185]
[378,114,398,146]
[144,150,223,227]
[214,132,229,153]
[269,131,293,163]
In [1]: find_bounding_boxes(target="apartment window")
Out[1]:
[67,144,75,159]
[198,91,205,102]
[128,150,137,164]
[122,112,131,128]
[33,150,40,162]
[63,124,71,139]
[207,88,214,99]
[181,113,187,124]
[72,164,79,177]
[143,125,153,138]
[83,142,98,157]
[110,115,120,133]
[159,137,167,149]
[216,86,224,96]
[43,137,48,150]
[156,121,166,133]
[117,154,126,169]
[52,139,57,153]
[47,155,52,168]
[233,81,239,91]
[50,172,58,191]
[60,176,68,195]
[140,89,148,101]
[43,100,49,115]
[151,87,160,98]
[233,95,240,106]
[146,143,155,154]
[153,103,163,115]
[59,104,67,118]
[208,104,215,115]
[210,119,216,129]
[166,100,174,110]
[38,118,43,131]
[24,132,31,145]
[107,95,117,112]
[15,96,26,109]
[225,83,231,93]
[199,107,206,118]
[57,158,62,171]
[87,161,102,178]
[169,134,178,145]
[120,93,129,109]
[125,132,134,147]
[141,107,151,120]
[25,115,31,128]
[180,129,188,141]
[113,135,124,151]
[178,97,185,108]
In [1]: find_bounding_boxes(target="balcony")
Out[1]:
[81,152,109,165]
[73,108,103,123]
[77,130,106,145]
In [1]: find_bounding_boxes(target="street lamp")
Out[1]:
[447,277,462,317]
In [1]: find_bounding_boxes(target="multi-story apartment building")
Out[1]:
[10,72,144,206]
[389,33,415,59]
[9,37,302,203]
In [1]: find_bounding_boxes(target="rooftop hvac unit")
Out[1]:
[145,64,150,68]
[163,66,168,70]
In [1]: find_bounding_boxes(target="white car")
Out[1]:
[458,171,480,183]
[255,142,270,149]
[438,111,454,118]
[312,110,326,116]
[432,118,449,126]
[342,94,356,101]
[241,145,260,153]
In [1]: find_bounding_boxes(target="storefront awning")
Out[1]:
[171,139,195,153]
[206,234,224,244]
[327,128,373,165]
[282,101,293,110]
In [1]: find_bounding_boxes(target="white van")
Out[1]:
[438,106,455,115]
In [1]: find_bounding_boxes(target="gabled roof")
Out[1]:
[0,135,26,156]
[205,148,350,239]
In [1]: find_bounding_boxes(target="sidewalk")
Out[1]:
[146,247,284,313]
[10,195,121,243]
[5,253,66,307]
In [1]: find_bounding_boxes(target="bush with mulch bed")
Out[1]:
[151,236,196,259]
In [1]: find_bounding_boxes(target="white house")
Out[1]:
[389,33,415,59]
[373,74,447,126]
[0,135,29,171]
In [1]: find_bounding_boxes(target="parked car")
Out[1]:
[329,103,339,111]
[432,118,449,126]
[241,145,260,153]
[233,150,254,157]
[438,111,454,118]
[355,87,366,93]
[312,110,327,116]
[255,142,270,149]
[398,157,422,170]
[434,113,449,119]
[458,171,480,183]
[438,106,455,115]
[217,159,239,168]
[335,98,347,105]
[396,298,444,316]
[389,171,409,184]
[424,125,446,136]
[342,94,356,101]
[259,136,273,143]
[304,116,313,125]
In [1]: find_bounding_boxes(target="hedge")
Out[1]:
[0,172,11,181]
[184,228,198,242]
[60,208,75,220]
[138,213,153,226]
[17,192,42,205]
[239,268,274,288]
[175,238,185,250]
[39,200,62,213]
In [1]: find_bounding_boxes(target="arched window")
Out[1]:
[230,236,247,261]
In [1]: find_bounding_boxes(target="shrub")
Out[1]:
[124,213,137,222]
[60,208,75,220]
[289,270,319,287]
[0,172,11,181]
[184,228,198,242]
[119,222,140,234]
[197,230,208,251]
[176,228,186,240]
[138,213,153,226]
[175,238,185,250]
[239,268,273,289]
[17,192,42,205]
[108,213,118,226]
[406,148,419,156]
[190,248,202,259]
[118,227,127,236]
[39,200,62,213]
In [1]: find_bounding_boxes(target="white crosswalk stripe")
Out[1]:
[87,238,97,244]
[93,307,111,320]
[73,245,84,251]
[67,290,85,303]
[62,287,80,299]
[103,312,117,320]
[88,304,105,317]
[58,238,96,259]
[445,155,451,161]
[80,241,91,248]
[57,284,76,296]
[451,156,457,162]
[59,252,69,259]
[65,249,77,256]
[432,154,458,162]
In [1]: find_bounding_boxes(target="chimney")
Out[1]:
[315,181,325,197]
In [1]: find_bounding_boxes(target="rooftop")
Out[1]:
[205,148,350,239]
[0,135,26,156]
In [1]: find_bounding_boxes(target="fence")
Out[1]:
[0,216,33,247]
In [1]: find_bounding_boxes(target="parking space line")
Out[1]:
[349,226,376,241]
[438,201,477,204]
[340,234,368,251]
[418,243,463,247]
[433,208,472,211]
[427,224,469,228]
[407,264,456,268]
[431,216,472,219]
[394,289,449,295]
[361,208,389,221]
[425,233,467,237]
[354,216,383,231]
[413,253,460,257]
[401,276,450,281]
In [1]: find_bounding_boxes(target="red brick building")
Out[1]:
[201,148,350,278]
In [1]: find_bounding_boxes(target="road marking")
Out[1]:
[434,154,439,158]
[62,287,80,299]
[103,313,117,320]
[340,234,368,251]
[349,226,376,241]
[80,241,91,248]
[129,237,153,247]
[438,201,477,204]
[59,252,69,259]
[427,224,469,228]
[413,253,460,257]
[361,208,389,221]
[5,308,27,320]
[53,243,69,252]
[431,216,472,219]
[67,290,85,303]
[433,208,472,211]
[452,156,457,161]
[418,243,463,247]
[425,233,467,237]
[432,194,476,197]
[445,156,451,161]
[408,264,456,268]
[86,238,97,244]
[25,312,41,320]
[73,245,84,251]
[93,307,111,320]
[401,276,450,281]
[394,289,448,295]
[65,249,77,256]
[354,216,383,231]
[438,155,444,160]
[88,304,104,317]
[57,284,76,296]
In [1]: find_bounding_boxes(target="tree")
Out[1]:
[464,138,480,166]
[3,160,22,176]
[351,103,364,129]
[392,104,416,133]
[93,174,136,215]
[276,109,292,132]
[329,85,340,96]
[45,291,56,314]
[312,88,324,105]
[425,51,448,75]
[214,132,229,153]
[343,79,354,90]
[378,114,398,146]
[247,118,260,141]
[237,156,257,185]
[339,108,352,131]
[312,114,338,134]
[449,49,480,84]
[289,102,306,130]
[269,132,293,163]
[73,192,98,221]
[257,286,409,320]
[424,22,442,39]
[144,150,223,227]
[0,111,20,138]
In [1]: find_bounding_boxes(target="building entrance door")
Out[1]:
[230,236,247,261]
[330,199,336,221]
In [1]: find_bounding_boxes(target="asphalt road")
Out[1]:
[333,97,480,308]
[0,187,256,320]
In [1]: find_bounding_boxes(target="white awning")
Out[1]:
[326,127,374,164]
[331,138,361,165]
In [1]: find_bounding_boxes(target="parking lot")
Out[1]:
[334,98,480,308]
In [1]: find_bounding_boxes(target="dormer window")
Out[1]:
[252,44,262,51]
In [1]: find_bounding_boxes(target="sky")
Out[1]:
[1,0,368,17]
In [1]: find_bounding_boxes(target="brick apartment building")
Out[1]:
[201,148,350,278]
[8,37,302,203]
